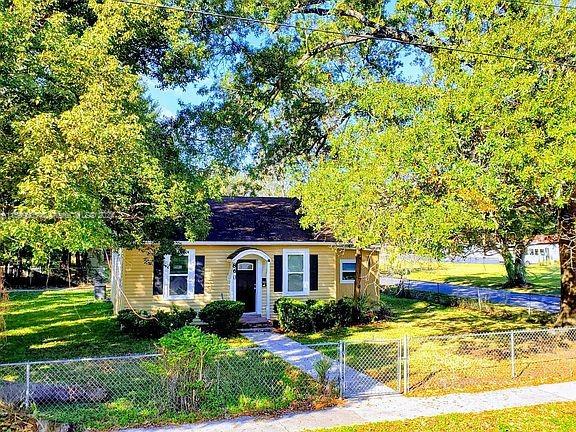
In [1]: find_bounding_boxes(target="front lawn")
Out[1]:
[315,401,576,432]
[294,295,574,396]
[295,295,544,344]
[1,288,157,363]
[0,288,250,363]
[406,262,560,295]
[1,288,326,430]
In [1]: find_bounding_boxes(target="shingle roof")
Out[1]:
[204,197,334,242]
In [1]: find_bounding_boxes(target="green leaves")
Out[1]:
[0,0,217,264]
[297,0,575,265]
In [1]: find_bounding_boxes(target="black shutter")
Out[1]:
[274,255,283,292]
[195,255,205,294]
[152,255,163,295]
[310,254,319,291]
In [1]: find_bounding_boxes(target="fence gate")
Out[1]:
[341,339,404,397]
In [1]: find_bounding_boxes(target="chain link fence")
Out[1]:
[407,326,576,395]
[0,348,329,425]
[1,327,576,426]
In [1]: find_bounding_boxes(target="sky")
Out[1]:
[144,78,207,118]
[145,57,424,119]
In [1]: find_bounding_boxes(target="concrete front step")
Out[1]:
[239,327,273,333]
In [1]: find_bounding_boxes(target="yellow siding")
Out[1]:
[118,245,339,315]
[336,248,381,300]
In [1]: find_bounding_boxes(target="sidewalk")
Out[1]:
[121,381,576,432]
[381,277,559,313]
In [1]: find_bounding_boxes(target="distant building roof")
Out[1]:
[530,234,559,245]
[204,197,334,242]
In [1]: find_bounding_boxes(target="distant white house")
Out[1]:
[445,235,559,265]
[524,235,559,264]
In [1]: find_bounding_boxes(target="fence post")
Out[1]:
[25,363,30,409]
[216,359,221,395]
[403,335,409,394]
[338,341,345,398]
[510,331,516,379]
[397,339,402,393]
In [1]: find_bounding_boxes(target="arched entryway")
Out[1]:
[228,248,272,318]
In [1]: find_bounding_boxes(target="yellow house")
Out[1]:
[110,197,380,319]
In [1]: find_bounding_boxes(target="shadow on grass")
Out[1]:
[1,289,156,363]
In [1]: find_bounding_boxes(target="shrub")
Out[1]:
[276,296,393,334]
[275,298,315,333]
[313,357,336,396]
[117,307,197,338]
[152,326,227,411]
[308,300,338,330]
[198,300,244,337]
[334,297,362,327]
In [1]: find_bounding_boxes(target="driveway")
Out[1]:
[381,277,559,313]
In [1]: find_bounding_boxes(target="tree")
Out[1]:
[0,0,220,266]
[294,1,576,321]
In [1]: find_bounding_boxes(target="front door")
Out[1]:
[235,260,256,313]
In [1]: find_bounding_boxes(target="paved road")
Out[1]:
[121,381,576,431]
[381,277,559,314]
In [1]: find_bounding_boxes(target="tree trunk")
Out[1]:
[556,197,576,326]
[500,244,528,288]
[354,248,362,299]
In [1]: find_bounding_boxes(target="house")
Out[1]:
[525,235,559,264]
[110,197,380,319]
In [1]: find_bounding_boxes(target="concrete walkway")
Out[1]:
[121,381,576,431]
[382,277,559,313]
[242,332,396,397]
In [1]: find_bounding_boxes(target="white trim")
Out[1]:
[256,260,263,314]
[231,249,272,262]
[142,240,380,251]
[282,248,310,296]
[228,248,272,317]
[174,241,339,246]
[111,249,124,314]
[163,250,196,300]
[265,259,271,319]
[340,259,356,284]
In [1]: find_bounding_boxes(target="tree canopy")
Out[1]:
[0,0,222,264]
[295,0,576,320]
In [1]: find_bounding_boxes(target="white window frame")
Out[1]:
[282,249,310,296]
[340,259,356,284]
[163,249,195,300]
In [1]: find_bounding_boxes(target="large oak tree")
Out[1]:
[171,0,576,319]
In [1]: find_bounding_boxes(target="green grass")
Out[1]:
[294,295,576,396]
[313,401,576,432]
[0,288,156,363]
[295,295,545,344]
[32,349,325,430]
[406,262,561,295]
[0,288,330,430]
[0,288,252,363]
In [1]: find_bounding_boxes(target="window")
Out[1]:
[283,249,309,295]
[340,259,356,284]
[163,250,195,300]
[237,262,254,271]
